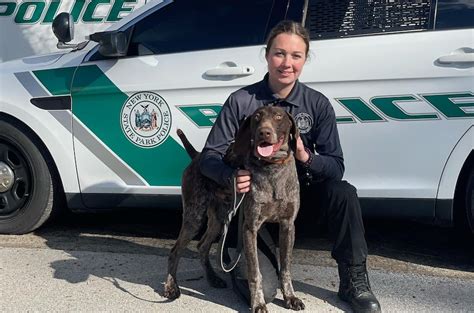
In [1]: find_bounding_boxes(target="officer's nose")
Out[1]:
[282,56,291,67]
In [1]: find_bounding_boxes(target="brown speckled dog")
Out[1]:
[164,106,304,312]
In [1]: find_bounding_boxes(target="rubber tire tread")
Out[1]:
[0,120,55,234]
[466,169,474,234]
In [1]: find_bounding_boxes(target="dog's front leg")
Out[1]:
[244,223,268,313]
[279,219,305,310]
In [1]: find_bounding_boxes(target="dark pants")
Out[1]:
[298,179,368,264]
[231,179,368,304]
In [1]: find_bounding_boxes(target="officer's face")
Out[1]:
[266,33,307,94]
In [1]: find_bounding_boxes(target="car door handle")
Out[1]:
[204,62,255,77]
[437,51,474,64]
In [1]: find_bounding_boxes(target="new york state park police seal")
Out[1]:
[121,91,172,148]
[295,112,313,134]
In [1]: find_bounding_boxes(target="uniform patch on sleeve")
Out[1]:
[295,112,313,134]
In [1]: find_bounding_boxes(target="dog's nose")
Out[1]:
[259,128,272,140]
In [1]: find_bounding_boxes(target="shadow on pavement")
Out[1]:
[33,208,473,311]
[295,216,474,273]
[363,218,474,273]
[36,210,346,311]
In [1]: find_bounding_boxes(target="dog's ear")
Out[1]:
[287,112,299,152]
[232,116,252,157]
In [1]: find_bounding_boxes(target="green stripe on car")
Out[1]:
[34,65,189,187]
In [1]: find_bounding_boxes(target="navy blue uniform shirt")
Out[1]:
[200,74,345,187]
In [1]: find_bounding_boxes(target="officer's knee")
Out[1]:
[326,180,358,201]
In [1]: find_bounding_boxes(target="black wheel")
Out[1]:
[466,169,474,234]
[0,120,57,234]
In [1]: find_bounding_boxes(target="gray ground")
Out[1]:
[0,210,473,312]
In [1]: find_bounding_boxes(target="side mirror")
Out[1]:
[89,31,128,57]
[52,12,74,44]
[52,12,87,50]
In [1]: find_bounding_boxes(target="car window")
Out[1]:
[435,0,474,30]
[127,0,274,56]
[304,0,435,40]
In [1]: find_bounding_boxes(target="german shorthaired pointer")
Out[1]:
[164,106,305,312]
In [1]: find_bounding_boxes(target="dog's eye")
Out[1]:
[274,114,283,120]
[254,113,261,121]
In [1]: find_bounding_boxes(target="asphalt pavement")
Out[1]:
[0,210,473,312]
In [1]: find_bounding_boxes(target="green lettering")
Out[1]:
[371,96,438,120]
[336,116,356,124]
[0,2,16,16]
[42,0,61,23]
[422,92,474,118]
[71,0,86,22]
[178,105,222,127]
[336,98,384,122]
[15,1,45,24]
[82,0,110,22]
[107,0,136,22]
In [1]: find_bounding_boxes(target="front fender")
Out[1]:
[0,98,79,195]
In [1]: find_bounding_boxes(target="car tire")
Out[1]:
[0,120,58,234]
[466,168,474,235]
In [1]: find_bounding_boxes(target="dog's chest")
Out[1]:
[248,162,299,203]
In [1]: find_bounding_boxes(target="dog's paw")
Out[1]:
[284,296,305,311]
[163,283,181,300]
[253,304,269,313]
[163,275,181,300]
[208,274,227,288]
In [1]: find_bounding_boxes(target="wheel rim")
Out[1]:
[0,140,31,217]
[0,161,14,192]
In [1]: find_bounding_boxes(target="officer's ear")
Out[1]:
[286,112,299,152]
[233,117,252,157]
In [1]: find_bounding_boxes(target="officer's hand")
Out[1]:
[235,169,251,193]
[295,136,310,163]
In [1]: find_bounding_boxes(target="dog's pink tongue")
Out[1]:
[257,145,274,157]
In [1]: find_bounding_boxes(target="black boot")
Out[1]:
[338,262,381,313]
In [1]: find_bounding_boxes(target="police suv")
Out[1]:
[0,0,473,234]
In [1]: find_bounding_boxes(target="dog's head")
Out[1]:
[232,106,299,163]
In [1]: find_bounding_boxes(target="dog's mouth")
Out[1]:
[256,137,284,158]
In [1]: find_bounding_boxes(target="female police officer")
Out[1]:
[199,20,381,313]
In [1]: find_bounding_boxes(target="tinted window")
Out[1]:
[436,0,474,30]
[128,0,274,56]
[305,0,434,40]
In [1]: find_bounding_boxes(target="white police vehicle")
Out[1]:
[0,0,148,63]
[0,0,473,234]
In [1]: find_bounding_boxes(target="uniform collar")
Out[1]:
[260,73,301,107]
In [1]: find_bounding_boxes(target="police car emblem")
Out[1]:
[121,92,172,148]
[295,112,313,134]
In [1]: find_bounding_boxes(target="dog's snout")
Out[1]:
[258,127,272,140]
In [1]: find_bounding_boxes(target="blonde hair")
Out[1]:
[265,20,310,57]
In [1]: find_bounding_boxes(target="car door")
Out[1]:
[299,0,474,218]
[69,0,282,208]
